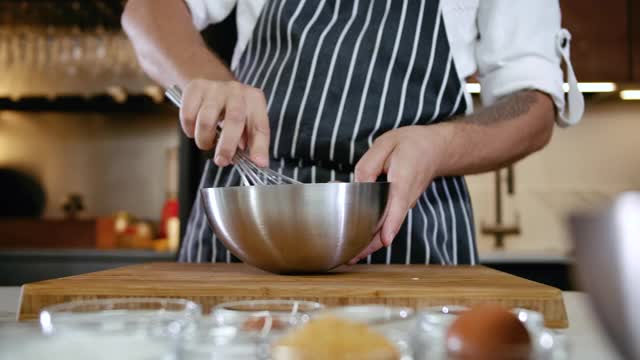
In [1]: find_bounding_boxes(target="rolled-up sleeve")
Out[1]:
[476,0,581,126]
[183,0,237,30]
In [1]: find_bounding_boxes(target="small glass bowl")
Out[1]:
[410,305,569,360]
[212,299,324,326]
[0,320,179,360]
[40,297,201,334]
[37,297,201,360]
[270,345,409,360]
[0,323,48,359]
[410,305,469,358]
[317,304,415,332]
[417,305,469,327]
[511,307,545,332]
[180,310,317,360]
[270,322,413,360]
[416,338,567,360]
[0,323,58,360]
[177,319,261,360]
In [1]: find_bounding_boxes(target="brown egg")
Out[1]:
[445,304,531,360]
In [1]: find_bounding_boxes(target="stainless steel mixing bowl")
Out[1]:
[201,182,389,273]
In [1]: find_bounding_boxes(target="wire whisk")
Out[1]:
[165,85,301,186]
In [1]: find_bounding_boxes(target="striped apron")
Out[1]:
[179,0,478,265]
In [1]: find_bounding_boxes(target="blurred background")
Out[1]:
[0,0,638,288]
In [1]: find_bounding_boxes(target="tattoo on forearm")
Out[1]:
[461,90,539,126]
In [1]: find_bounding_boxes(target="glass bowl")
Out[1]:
[317,304,415,333]
[40,297,201,334]
[511,307,545,332]
[270,318,413,360]
[410,305,569,360]
[37,298,202,360]
[0,323,49,359]
[0,321,179,360]
[212,299,323,326]
[177,319,261,360]
[180,309,317,360]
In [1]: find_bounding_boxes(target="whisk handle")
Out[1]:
[165,85,302,185]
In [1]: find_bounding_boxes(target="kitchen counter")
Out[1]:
[479,251,573,264]
[0,287,19,322]
[0,287,620,359]
[0,249,176,286]
[0,249,576,290]
[479,251,575,291]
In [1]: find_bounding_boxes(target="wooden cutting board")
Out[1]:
[18,262,568,328]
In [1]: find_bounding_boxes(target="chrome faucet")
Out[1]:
[481,165,521,249]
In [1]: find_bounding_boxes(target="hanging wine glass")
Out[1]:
[69,27,83,77]
[0,29,7,70]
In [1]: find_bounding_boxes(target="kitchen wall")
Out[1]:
[1,98,638,253]
[468,99,640,256]
[0,109,178,220]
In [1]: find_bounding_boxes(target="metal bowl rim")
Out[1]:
[200,181,390,192]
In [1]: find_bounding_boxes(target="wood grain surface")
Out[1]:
[19,263,568,328]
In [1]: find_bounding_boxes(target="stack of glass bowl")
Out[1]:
[0,298,570,359]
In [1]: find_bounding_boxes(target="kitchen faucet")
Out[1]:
[481,165,521,249]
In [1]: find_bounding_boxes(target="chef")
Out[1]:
[122,0,583,265]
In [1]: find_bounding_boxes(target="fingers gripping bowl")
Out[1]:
[201,182,389,273]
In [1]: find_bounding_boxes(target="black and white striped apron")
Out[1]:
[179,0,478,265]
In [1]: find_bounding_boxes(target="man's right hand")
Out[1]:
[122,2,267,167]
[180,79,271,168]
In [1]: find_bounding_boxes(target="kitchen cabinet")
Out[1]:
[0,249,175,286]
[560,0,631,81]
[0,218,115,249]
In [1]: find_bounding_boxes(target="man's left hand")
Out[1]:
[349,125,452,264]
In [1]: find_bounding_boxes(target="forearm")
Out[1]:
[121,0,233,88]
[433,90,555,176]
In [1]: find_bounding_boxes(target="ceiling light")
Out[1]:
[563,82,617,93]
[466,82,617,94]
[465,83,481,94]
[466,82,618,94]
[620,90,640,100]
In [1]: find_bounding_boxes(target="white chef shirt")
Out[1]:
[184,0,584,126]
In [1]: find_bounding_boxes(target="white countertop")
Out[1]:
[561,291,621,359]
[0,287,20,322]
[0,287,621,359]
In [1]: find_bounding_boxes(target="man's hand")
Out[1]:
[349,125,451,264]
[181,79,271,168]
[348,90,555,264]
[123,0,267,168]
